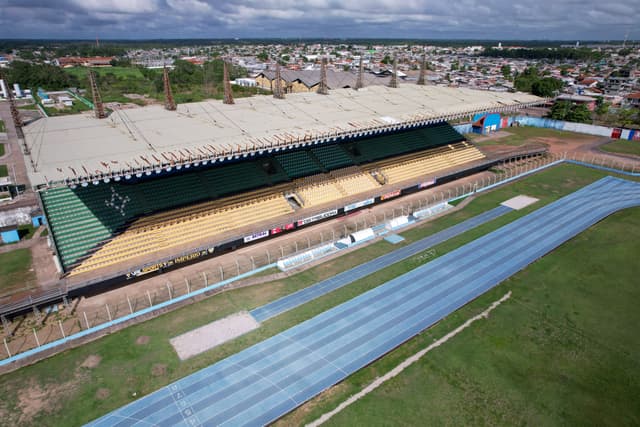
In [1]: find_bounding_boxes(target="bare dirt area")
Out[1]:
[9,369,88,426]
[151,363,167,377]
[135,335,150,345]
[80,354,101,369]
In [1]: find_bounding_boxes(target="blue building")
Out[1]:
[0,225,19,244]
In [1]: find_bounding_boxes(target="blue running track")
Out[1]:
[87,176,640,427]
[251,204,513,322]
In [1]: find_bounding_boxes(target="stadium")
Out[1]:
[2,77,640,427]
[22,84,542,288]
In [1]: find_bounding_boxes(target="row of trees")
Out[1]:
[482,47,604,62]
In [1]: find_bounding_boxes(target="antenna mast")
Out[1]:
[163,65,176,111]
[223,59,235,104]
[317,56,329,95]
[88,70,106,119]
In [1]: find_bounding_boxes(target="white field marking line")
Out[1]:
[306,290,512,427]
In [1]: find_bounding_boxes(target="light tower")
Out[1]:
[273,62,285,99]
[317,56,329,95]
[223,59,235,105]
[355,54,364,90]
[88,70,106,119]
[417,54,427,86]
[0,69,26,146]
[163,65,177,111]
[388,55,399,88]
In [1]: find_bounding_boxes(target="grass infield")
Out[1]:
[600,139,640,157]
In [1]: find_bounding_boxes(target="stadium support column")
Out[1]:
[163,66,177,111]
[317,56,329,95]
[223,60,235,105]
[273,62,285,99]
[88,70,106,119]
[417,54,427,86]
[389,55,399,88]
[355,54,364,90]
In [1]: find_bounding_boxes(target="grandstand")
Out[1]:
[22,85,542,285]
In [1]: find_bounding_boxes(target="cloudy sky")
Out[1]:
[0,0,637,40]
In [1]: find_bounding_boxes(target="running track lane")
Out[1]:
[86,176,640,427]
[250,204,513,322]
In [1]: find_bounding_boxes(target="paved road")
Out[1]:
[87,176,640,427]
[250,204,513,322]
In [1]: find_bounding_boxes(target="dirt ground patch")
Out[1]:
[135,335,150,345]
[95,388,110,400]
[151,363,167,377]
[15,374,85,425]
[80,354,101,369]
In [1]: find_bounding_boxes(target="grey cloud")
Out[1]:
[0,0,637,39]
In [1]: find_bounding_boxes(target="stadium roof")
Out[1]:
[22,84,543,188]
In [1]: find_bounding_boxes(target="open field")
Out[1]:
[470,126,585,147]
[600,139,640,157]
[63,66,145,80]
[295,206,640,427]
[0,249,37,297]
[0,143,5,157]
[0,164,8,177]
[0,164,637,426]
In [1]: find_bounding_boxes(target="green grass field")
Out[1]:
[0,144,5,157]
[0,249,36,297]
[470,126,588,147]
[0,164,8,177]
[0,120,5,133]
[63,66,145,80]
[600,139,640,157]
[0,164,637,426]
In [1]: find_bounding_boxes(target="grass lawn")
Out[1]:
[0,164,8,177]
[600,139,640,157]
[0,119,5,133]
[471,126,587,147]
[63,66,145,80]
[0,164,637,426]
[0,249,36,297]
[299,207,640,427]
[0,143,5,157]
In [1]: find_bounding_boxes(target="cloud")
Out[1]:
[0,0,637,40]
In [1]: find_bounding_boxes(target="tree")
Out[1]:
[567,104,591,123]
[500,64,511,80]
[531,77,563,97]
[549,100,572,121]
[595,97,609,115]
